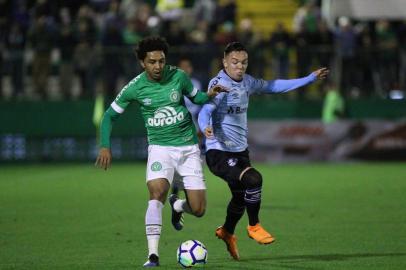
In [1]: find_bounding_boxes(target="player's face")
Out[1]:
[141,51,166,81]
[223,50,248,81]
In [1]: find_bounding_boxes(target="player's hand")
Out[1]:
[95,147,112,170]
[207,85,228,98]
[313,67,329,80]
[204,127,214,138]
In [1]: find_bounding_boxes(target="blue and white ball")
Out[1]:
[177,240,208,268]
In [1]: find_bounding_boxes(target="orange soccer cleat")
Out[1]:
[247,223,275,245]
[215,226,240,260]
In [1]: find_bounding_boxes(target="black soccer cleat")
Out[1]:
[169,194,184,231]
[143,254,159,267]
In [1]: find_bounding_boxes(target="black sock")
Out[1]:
[223,191,245,234]
[245,187,261,226]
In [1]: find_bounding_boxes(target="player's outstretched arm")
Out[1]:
[265,67,329,94]
[95,148,112,170]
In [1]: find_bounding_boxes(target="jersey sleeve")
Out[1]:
[247,73,317,95]
[180,71,198,98]
[111,82,135,114]
[246,75,269,95]
[207,77,227,106]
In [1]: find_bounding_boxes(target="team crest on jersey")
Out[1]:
[227,158,238,167]
[169,89,180,102]
[151,161,162,171]
[147,106,184,127]
[142,98,152,105]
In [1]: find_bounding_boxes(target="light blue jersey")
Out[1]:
[198,69,317,152]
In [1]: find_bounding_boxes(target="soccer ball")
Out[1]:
[177,240,208,268]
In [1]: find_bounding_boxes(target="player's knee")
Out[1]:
[149,189,167,202]
[241,168,262,189]
[191,206,206,218]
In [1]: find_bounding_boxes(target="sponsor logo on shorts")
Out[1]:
[151,161,162,171]
[147,106,184,127]
[227,158,237,167]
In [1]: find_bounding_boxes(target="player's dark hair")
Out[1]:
[224,42,247,56]
[135,36,169,61]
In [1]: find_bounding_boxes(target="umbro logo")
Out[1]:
[142,98,152,105]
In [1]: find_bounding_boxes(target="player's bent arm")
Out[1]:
[189,86,228,105]
[198,103,216,135]
[95,107,121,170]
[100,107,121,148]
[190,90,211,105]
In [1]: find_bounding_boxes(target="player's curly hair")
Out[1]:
[135,36,169,61]
[224,42,247,56]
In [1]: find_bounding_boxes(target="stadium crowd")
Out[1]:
[0,0,405,101]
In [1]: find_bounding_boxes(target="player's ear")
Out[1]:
[222,58,227,68]
[140,60,145,69]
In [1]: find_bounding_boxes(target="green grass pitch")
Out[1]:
[1,163,406,269]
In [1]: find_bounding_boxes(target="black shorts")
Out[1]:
[206,149,251,185]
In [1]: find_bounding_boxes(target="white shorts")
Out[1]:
[146,144,206,190]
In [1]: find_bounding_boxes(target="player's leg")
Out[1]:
[183,189,206,217]
[240,167,275,245]
[144,145,175,267]
[205,149,247,260]
[144,178,170,267]
[223,187,245,235]
[170,145,206,223]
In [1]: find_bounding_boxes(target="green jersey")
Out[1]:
[108,65,208,146]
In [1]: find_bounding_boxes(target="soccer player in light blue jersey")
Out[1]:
[198,42,329,260]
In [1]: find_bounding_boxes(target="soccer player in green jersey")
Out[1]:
[95,36,225,267]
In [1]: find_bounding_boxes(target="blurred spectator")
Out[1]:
[270,22,291,79]
[120,0,144,21]
[100,0,125,101]
[294,27,313,98]
[133,2,158,36]
[375,20,398,96]
[356,23,376,96]
[73,5,98,99]
[315,20,333,69]
[334,16,358,97]
[188,20,209,45]
[237,18,264,77]
[399,21,406,90]
[177,57,204,148]
[214,21,237,46]
[156,0,184,33]
[293,0,321,34]
[178,57,202,127]
[193,0,217,30]
[5,22,26,99]
[58,8,77,99]
[216,0,236,25]
[27,15,56,99]
[122,19,143,81]
[322,80,344,124]
[166,21,187,47]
